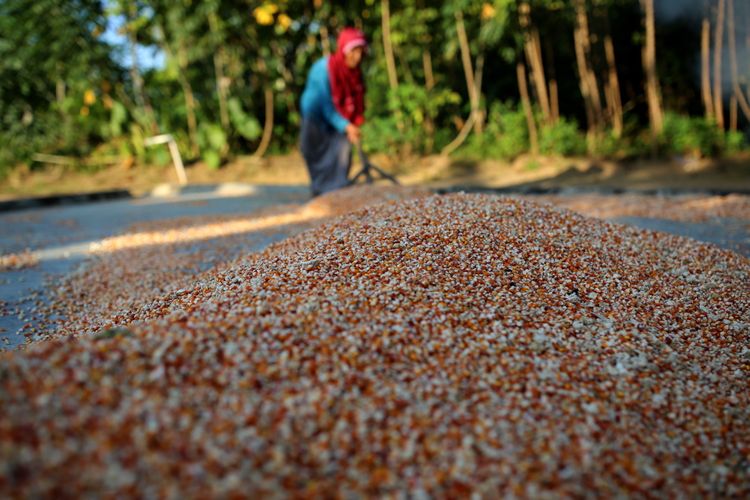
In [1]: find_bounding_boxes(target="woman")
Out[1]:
[300,28,367,197]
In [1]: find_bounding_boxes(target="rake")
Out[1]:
[350,144,399,185]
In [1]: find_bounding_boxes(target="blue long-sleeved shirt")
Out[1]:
[300,57,350,133]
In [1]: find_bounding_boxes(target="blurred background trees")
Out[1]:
[1,0,748,178]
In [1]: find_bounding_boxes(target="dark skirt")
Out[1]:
[299,118,352,197]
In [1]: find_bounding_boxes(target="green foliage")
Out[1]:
[661,113,723,157]
[1,0,749,178]
[539,117,586,156]
[362,81,461,155]
[228,98,262,141]
[724,130,747,155]
[524,159,541,171]
[198,122,227,169]
[109,101,128,138]
[464,102,529,160]
[0,0,119,172]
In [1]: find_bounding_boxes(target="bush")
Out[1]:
[661,112,723,157]
[462,102,529,160]
[539,117,586,156]
[198,122,227,169]
[588,130,624,158]
[363,83,460,156]
[724,130,747,155]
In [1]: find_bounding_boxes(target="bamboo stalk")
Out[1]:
[422,50,435,91]
[127,5,157,132]
[642,0,664,137]
[549,80,559,123]
[531,29,551,123]
[701,14,715,119]
[422,50,436,153]
[517,62,539,156]
[604,33,623,137]
[520,2,551,124]
[474,54,485,134]
[381,0,399,90]
[574,0,603,131]
[544,38,560,122]
[252,88,274,158]
[727,0,750,121]
[175,42,200,158]
[455,10,482,134]
[209,13,230,132]
[440,114,475,156]
[713,0,726,129]
[574,22,595,134]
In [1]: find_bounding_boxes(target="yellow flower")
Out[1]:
[481,3,496,20]
[253,4,278,25]
[277,13,292,30]
[253,10,273,25]
[80,106,90,117]
[84,89,96,105]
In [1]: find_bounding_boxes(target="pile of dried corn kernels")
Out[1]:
[17,185,428,344]
[528,193,750,222]
[1,193,748,496]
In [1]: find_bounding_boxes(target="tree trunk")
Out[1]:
[602,8,623,137]
[128,37,145,111]
[544,38,560,123]
[727,0,750,121]
[713,0,725,129]
[177,45,200,158]
[520,2,551,124]
[381,0,406,139]
[455,10,483,134]
[422,50,435,91]
[746,0,750,75]
[423,50,436,153]
[517,62,539,156]
[127,5,156,132]
[603,34,623,137]
[474,54,485,134]
[440,48,485,154]
[573,23,595,135]
[701,13,715,119]
[573,0,603,135]
[381,0,399,90]
[642,0,664,137]
[253,87,274,158]
[56,77,66,108]
[209,13,230,132]
[440,114,475,156]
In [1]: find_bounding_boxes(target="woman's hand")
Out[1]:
[345,124,361,144]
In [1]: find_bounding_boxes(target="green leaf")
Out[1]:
[202,149,221,169]
[228,97,262,140]
[109,100,127,137]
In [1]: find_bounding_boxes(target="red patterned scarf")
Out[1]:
[328,27,367,126]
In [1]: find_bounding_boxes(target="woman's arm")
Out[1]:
[321,95,350,134]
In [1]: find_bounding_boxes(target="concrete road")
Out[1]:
[1,185,309,349]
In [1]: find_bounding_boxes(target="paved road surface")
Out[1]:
[0,185,308,349]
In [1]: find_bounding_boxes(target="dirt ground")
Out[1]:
[2,151,750,200]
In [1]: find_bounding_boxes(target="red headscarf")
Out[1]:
[328,27,367,126]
